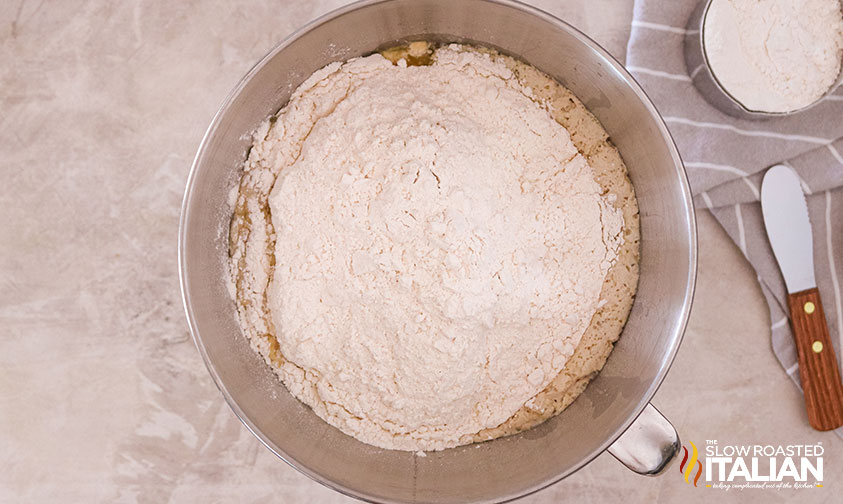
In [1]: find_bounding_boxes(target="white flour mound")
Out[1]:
[704,0,843,112]
[237,46,623,451]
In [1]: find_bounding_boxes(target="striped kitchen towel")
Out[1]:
[626,0,843,437]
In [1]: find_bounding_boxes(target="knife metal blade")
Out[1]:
[761,164,816,294]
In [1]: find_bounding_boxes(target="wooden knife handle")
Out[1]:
[787,288,843,431]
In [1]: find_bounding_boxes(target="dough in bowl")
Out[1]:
[228,43,639,451]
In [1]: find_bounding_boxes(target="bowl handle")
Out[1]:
[607,403,680,476]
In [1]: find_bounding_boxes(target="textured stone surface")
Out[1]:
[0,1,839,502]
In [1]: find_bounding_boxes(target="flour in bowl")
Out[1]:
[704,0,843,112]
[229,44,637,451]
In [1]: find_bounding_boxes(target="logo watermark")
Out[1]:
[678,439,824,490]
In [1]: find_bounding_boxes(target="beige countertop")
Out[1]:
[1,1,839,502]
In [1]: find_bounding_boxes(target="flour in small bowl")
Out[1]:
[704,0,843,113]
[229,44,631,451]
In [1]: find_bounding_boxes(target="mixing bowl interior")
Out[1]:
[179,0,696,502]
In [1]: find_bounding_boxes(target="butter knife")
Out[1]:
[761,164,843,431]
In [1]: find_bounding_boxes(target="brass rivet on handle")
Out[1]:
[812,341,823,353]
[804,301,816,314]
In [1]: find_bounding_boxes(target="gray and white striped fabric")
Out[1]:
[626,0,843,437]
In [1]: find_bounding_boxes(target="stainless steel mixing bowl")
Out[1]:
[179,0,697,502]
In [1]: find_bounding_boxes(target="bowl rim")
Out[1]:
[178,0,698,502]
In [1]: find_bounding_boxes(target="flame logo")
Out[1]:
[679,441,703,487]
